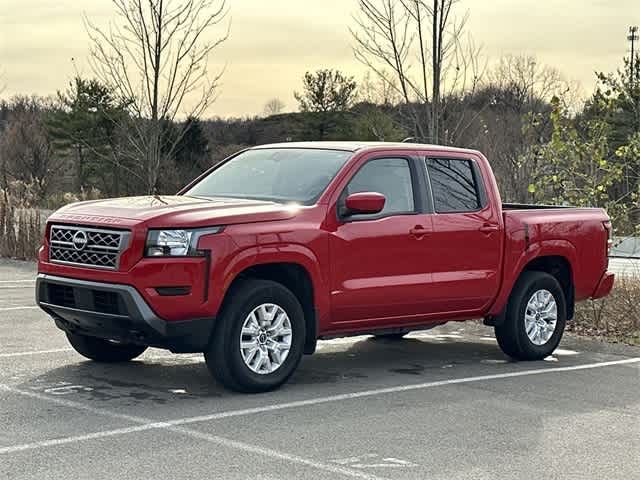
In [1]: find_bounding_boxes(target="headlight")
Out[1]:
[146,230,194,257]
[144,227,223,257]
[145,227,223,257]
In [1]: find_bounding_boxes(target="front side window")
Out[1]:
[185,148,351,204]
[346,158,415,215]
[426,158,482,213]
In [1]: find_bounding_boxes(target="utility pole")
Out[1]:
[628,26,640,135]
[629,26,639,85]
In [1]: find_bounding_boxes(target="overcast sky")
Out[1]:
[0,0,638,117]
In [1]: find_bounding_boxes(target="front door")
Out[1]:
[328,156,434,328]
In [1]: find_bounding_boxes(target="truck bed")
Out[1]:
[500,204,610,304]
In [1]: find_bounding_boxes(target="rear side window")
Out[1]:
[426,158,482,213]
[346,158,415,215]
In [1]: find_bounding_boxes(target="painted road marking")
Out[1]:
[44,384,95,395]
[0,349,201,360]
[0,306,39,312]
[0,357,638,457]
[0,384,385,480]
[334,454,418,469]
[0,348,201,359]
[0,279,35,283]
[0,348,72,358]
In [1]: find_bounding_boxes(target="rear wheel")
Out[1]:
[66,332,147,362]
[495,271,567,360]
[205,279,305,393]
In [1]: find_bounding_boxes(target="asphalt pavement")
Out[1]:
[1,259,638,480]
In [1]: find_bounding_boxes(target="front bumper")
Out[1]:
[36,274,215,353]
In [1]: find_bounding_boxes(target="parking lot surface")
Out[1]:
[1,259,639,479]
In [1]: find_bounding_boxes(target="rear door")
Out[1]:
[421,154,503,314]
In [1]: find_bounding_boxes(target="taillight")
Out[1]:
[603,220,613,253]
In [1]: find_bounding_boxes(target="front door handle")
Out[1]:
[479,223,499,234]
[410,226,431,237]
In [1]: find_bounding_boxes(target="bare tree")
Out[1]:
[489,54,569,113]
[86,0,229,193]
[473,55,572,202]
[351,0,484,143]
[263,98,285,116]
[358,71,402,106]
[0,96,61,200]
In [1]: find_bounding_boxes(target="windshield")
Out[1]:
[185,148,351,204]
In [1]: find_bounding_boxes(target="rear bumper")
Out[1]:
[591,271,615,299]
[36,274,215,353]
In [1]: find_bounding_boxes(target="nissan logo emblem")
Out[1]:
[72,230,88,251]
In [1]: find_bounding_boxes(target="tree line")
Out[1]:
[0,0,638,235]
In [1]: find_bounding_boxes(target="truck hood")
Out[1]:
[49,195,299,228]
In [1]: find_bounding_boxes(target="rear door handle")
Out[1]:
[479,223,499,234]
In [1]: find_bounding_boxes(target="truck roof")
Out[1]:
[250,141,480,155]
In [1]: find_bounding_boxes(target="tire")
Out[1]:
[495,271,567,361]
[373,331,409,340]
[205,278,306,393]
[66,332,147,362]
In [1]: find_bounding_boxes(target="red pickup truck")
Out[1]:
[36,142,615,392]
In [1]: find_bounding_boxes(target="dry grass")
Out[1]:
[0,192,43,260]
[0,182,101,260]
[570,275,640,345]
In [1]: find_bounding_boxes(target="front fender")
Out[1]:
[214,243,330,328]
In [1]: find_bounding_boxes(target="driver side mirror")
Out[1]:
[343,192,386,216]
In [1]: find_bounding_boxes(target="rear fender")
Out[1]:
[488,239,578,319]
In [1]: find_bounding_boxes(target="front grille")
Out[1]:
[49,225,129,270]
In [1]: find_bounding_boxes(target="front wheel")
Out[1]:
[66,332,147,362]
[495,271,567,360]
[205,279,306,393]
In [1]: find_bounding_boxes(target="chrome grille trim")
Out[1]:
[49,225,130,270]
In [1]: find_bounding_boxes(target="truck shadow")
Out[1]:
[21,336,517,404]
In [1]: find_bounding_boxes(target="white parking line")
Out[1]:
[0,384,385,479]
[132,357,640,425]
[0,348,199,360]
[0,357,638,459]
[0,348,73,358]
[0,279,35,283]
[0,306,39,312]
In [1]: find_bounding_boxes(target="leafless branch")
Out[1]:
[86,0,229,192]
[351,0,484,143]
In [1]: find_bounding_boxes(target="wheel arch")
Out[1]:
[487,244,577,326]
[521,256,574,319]
[222,260,320,354]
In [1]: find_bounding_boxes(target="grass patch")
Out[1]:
[0,192,43,260]
[570,275,640,346]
